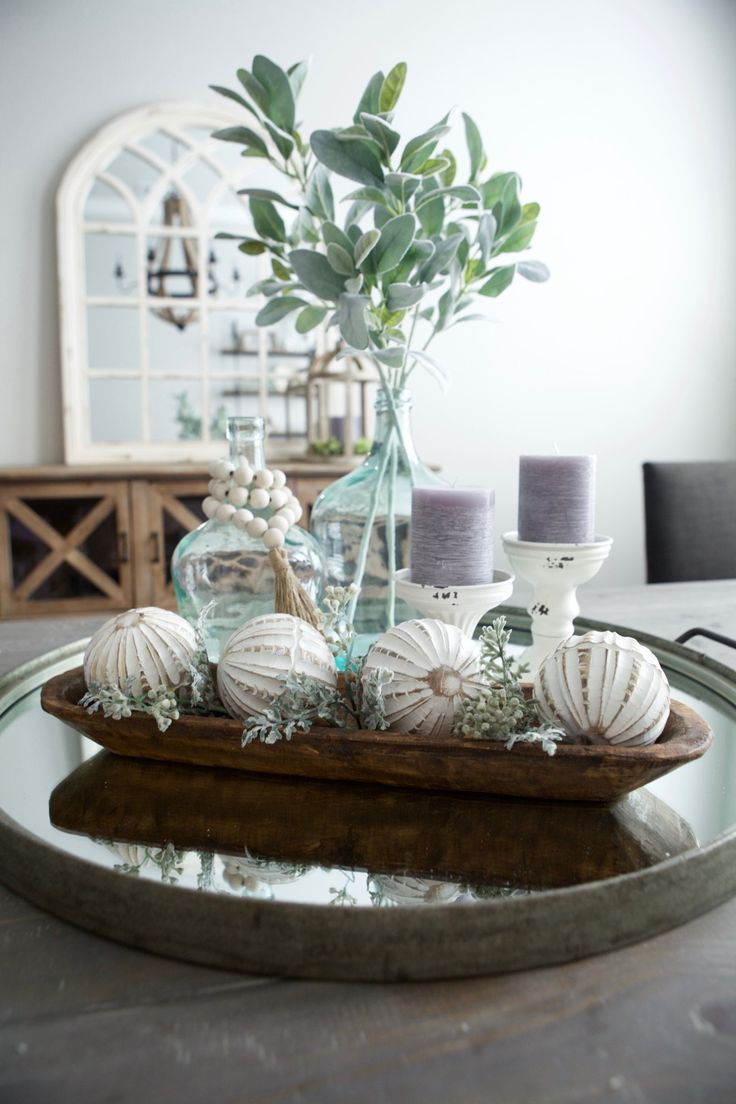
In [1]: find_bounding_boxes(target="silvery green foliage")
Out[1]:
[358,666,393,731]
[197,851,216,892]
[328,870,358,907]
[180,636,226,716]
[211,57,548,388]
[80,681,181,732]
[320,584,359,660]
[79,629,226,732]
[107,841,184,884]
[454,617,563,755]
[241,660,393,746]
[242,673,354,745]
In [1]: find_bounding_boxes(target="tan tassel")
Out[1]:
[268,547,323,631]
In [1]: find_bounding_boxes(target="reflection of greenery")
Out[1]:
[309,436,371,457]
[470,884,532,899]
[197,851,216,891]
[174,391,227,441]
[107,841,185,885]
[328,870,358,907]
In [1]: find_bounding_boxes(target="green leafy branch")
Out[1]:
[210,55,550,392]
[454,617,563,755]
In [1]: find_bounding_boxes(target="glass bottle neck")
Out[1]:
[371,390,418,467]
[227,417,266,469]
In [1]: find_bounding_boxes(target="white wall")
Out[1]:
[1,0,734,584]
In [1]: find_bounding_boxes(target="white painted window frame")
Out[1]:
[57,101,277,465]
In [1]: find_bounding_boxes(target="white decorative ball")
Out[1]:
[268,515,289,534]
[84,607,199,698]
[534,631,671,747]
[276,507,296,526]
[363,619,481,739]
[210,481,229,502]
[227,485,249,508]
[268,489,289,510]
[233,463,254,487]
[202,496,219,519]
[217,613,337,720]
[254,469,274,490]
[232,508,254,529]
[246,517,268,538]
[215,503,236,524]
[262,528,285,549]
[249,487,270,510]
[271,469,287,489]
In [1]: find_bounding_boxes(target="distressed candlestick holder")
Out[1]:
[394,568,515,638]
[502,532,613,676]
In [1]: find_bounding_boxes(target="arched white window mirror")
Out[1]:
[58,102,314,464]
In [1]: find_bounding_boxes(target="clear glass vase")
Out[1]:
[171,416,324,661]
[310,389,443,649]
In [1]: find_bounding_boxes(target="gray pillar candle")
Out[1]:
[518,455,596,543]
[411,487,495,586]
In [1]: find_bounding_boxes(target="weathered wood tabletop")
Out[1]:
[1,585,735,1103]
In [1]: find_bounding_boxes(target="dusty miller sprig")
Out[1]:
[319,584,359,662]
[79,624,226,733]
[242,659,393,746]
[454,616,564,756]
[80,680,181,732]
[106,841,185,884]
[242,583,392,745]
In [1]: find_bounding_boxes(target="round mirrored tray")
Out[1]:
[0,612,735,981]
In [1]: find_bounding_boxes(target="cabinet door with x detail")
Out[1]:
[0,480,134,617]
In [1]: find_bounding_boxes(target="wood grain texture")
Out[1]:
[0,461,355,618]
[0,877,735,1103]
[41,668,713,803]
[0,461,361,481]
[49,751,698,889]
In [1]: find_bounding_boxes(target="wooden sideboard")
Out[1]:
[0,461,353,619]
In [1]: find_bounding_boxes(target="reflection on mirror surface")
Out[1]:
[1,648,734,909]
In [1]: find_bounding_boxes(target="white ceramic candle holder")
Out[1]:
[395,568,515,638]
[502,532,613,676]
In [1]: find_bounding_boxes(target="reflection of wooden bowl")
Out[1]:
[42,668,712,803]
[49,751,697,890]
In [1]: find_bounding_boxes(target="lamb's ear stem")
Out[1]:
[346,424,395,626]
[385,435,398,629]
[373,365,412,472]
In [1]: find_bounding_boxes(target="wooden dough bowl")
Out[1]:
[41,667,713,804]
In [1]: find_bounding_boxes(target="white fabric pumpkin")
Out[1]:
[83,607,199,698]
[217,613,336,720]
[362,618,480,739]
[534,630,671,746]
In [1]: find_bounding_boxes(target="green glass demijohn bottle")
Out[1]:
[171,416,324,661]
[310,389,443,651]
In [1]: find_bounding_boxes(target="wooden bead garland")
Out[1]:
[201,458,304,553]
[201,456,321,631]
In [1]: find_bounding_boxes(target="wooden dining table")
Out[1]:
[1,580,735,1103]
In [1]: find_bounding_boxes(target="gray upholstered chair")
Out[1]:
[643,461,736,583]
